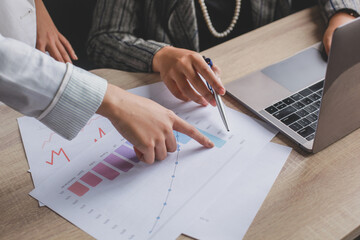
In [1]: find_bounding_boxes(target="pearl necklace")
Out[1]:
[197,0,242,38]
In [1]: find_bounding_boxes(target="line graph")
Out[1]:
[94,128,106,142]
[41,115,105,149]
[149,132,182,234]
[80,115,103,132]
[46,148,70,165]
[148,128,227,234]
[42,132,55,149]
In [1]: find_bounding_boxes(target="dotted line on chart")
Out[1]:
[148,132,181,234]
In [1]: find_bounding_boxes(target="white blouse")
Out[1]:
[0,0,37,47]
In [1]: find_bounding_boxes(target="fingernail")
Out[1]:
[201,99,209,106]
[219,87,226,96]
[211,99,217,106]
[207,139,214,148]
[74,54,78,60]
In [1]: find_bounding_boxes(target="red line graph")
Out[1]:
[80,115,103,132]
[46,148,70,165]
[42,132,55,149]
[41,115,104,148]
[94,128,106,142]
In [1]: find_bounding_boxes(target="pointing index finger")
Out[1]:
[173,116,214,148]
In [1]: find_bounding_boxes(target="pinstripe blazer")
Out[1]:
[87,0,359,72]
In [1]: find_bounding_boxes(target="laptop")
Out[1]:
[225,17,360,153]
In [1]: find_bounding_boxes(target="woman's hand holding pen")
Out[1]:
[96,84,214,164]
[152,46,225,106]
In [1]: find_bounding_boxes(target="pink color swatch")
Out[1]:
[68,181,89,197]
[104,154,134,172]
[115,145,139,163]
[80,172,102,187]
[92,162,120,180]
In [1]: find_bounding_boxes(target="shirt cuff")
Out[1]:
[38,64,108,140]
[146,40,170,72]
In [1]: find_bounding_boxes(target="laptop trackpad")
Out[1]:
[261,48,327,92]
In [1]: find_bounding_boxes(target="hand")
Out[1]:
[35,0,77,63]
[152,46,225,106]
[96,84,214,164]
[323,12,356,55]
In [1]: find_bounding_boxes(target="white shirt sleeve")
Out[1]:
[0,34,108,140]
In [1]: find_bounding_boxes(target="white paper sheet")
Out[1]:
[18,115,114,206]
[18,114,114,188]
[183,142,291,240]
[29,82,277,240]
[18,81,274,191]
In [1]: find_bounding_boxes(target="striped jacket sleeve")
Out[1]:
[318,0,360,23]
[87,0,169,73]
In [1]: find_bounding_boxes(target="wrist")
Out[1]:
[96,84,123,121]
[152,46,172,72]
[327,12,356,32]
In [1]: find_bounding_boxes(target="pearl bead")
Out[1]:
[198,0,241,38]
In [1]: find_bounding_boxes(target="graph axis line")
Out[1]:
[148,132,181,234]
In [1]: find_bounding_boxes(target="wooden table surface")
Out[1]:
[1,7,360,240]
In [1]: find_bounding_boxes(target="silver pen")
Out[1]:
[203,57,230,132]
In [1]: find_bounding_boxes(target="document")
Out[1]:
[17,82,274,191]
[29,82,278,239]
[149,142,290,239]
[183,142,291,240]
[18,114,114,190]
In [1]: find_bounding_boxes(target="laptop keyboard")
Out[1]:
[264,80,324,141]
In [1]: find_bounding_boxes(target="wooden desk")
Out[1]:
[1,7,360,240]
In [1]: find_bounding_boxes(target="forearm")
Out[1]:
[34,0,49,31]
[0,35,107,140]
[34,0,43,11]
[87,0,170,72]
[0,35,65,116]
[318,0,359,55]
[87,32,168,72]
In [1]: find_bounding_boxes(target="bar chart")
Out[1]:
[68,142,137,197]
[68,127,228,197]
